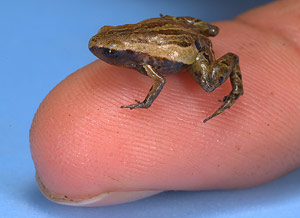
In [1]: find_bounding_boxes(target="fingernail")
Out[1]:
[36,173,162,206]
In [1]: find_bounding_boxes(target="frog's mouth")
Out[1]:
[89,46,122,65]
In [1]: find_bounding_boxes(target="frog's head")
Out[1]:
[89,25,140,68]
[89,25,125,50]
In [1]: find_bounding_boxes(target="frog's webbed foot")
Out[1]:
[203,88,242,123]
[121,64,166,110]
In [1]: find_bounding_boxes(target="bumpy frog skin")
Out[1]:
[89,15,243,122]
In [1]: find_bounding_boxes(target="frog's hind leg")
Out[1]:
[204,53,243,123]
[121,64,166,109]
[160,14,219,37]
[190,52,243,122]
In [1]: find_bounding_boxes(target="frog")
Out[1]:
[88,15,243,123]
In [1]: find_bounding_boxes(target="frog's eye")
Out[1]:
[103,48,120,57]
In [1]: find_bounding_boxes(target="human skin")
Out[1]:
[30,0,300,206]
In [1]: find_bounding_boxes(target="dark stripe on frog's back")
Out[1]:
[103,18,199,47]
[129,32,194,47]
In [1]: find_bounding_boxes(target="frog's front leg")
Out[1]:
[190,52,243,123]
[121,64,166,109]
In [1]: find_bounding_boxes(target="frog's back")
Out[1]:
[136,17,200,36]
[102,18,201,64]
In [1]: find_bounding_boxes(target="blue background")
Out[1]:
[1,0,300,217]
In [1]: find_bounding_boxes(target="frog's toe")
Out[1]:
[134,100,142,104]
[120,104,137,109]
[203,92,242,123]
[120,101,149,109]
[222,95,230,102]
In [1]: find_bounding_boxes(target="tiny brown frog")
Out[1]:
[89,15,243,123]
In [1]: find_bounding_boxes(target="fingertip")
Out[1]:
[30,61,170,205]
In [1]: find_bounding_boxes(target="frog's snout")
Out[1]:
[88,35,97,49]
[88,43,100,59]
